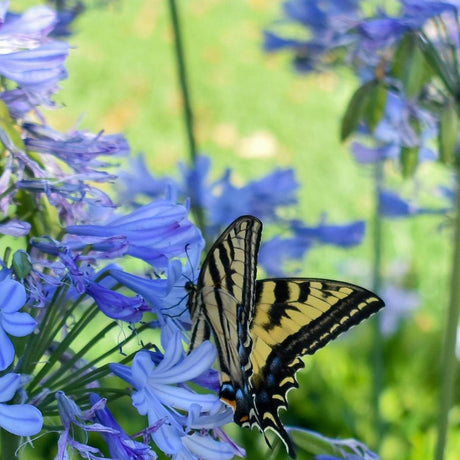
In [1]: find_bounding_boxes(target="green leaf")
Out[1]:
[393,33,432,97]
[401,146,419,177]
[12,250,33,279]
[438,102,459,165]
[341,79,378,141]
[364,82,387,132]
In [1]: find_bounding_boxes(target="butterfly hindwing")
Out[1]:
[242,278,384,455]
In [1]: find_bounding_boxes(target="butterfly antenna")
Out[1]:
[184,242,198,282]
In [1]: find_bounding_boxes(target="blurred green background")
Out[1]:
[16,1,457,459]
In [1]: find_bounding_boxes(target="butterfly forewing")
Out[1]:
[188,216,262,387]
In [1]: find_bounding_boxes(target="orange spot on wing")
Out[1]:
[220,397,237,410]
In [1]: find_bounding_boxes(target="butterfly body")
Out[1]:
[186,215,384,458]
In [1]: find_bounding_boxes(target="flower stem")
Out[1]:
[167,0,206,236]
[167,0,197,163]
[371,161,385,449]
[435,166,460,460]
[1,429,19,460]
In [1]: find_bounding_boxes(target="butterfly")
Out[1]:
[186,215,384,458]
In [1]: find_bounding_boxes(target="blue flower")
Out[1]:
[24,123,130,176]
[0,4,69,94]
[108,259,196,324]
[111,331,234,457]
[208,168,298,232]
[292,219,365,247]
[379,189,449,218]
[0,276,36,370]
[66,199,204,270]
[0,373,43,436]
[89,393,157,460]
[264,0,360,72]
[55,391,111,460]
[259,218,365,276]
[0,219,31,236]
[85,281,151,323]
[356,1,456,52]
[351,90,438,166]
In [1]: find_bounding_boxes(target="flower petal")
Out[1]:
[0,373,20,402]
[0,403,43,436]
[2,311,37,336]
[0,278,26,313]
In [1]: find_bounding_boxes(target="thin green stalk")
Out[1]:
[168,0,197,162]
[1,429,19,459]
[371,161,385,449]
[167,0,206,234]
[435,165,460,460]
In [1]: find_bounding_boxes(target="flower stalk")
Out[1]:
[167,0,206,235]
[435,163,460,460]
[371,161,385,449]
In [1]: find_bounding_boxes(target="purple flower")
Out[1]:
[89,393,157,460]
[108,260,194,323]
[0,276,36,370]
[259,218,365,276]
[86,281,151,323]
[24,123,130,176]
[207,167,298,234]
[265,0,360,72]
[55,391,116,460]
[0,219,31,236]
[66,199,204,269]
[0,4,70,95]
[0,41,69,90]
[351,90,438,166]
[111,331,234,457]
[292,219,365,246]
[356,1,457,51]
[379,189,448,217]
[0,373,43,436]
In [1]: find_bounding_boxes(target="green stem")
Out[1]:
[371,161,385,449]
[435,165,460,460]
[167,0,206,235]
[1,429,19,459]
[167,0,197,162]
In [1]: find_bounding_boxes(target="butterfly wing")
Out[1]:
[239,278,384,456]
[187,215,262,391]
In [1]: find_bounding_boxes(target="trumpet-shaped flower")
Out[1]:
[89,393,157,460]
[0,277,36,370]
[111,331,235,457]
[0,373,43,436]
[66,199,204,270]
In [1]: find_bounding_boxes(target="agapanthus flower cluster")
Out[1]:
[266,0,460,170]
[0,2,243,459]
[0,2,385,459]
[265,0,455,334]
[119,153,367,277]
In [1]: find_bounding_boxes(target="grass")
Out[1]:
[14,1,457,459]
